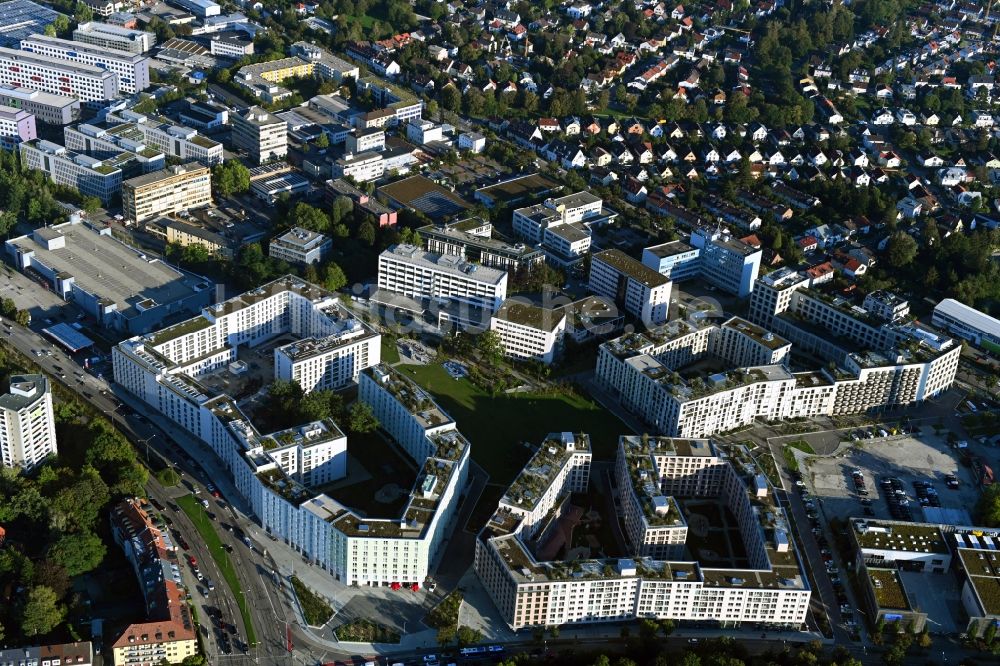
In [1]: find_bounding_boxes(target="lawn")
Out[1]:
[176,495,257,645]
[335,618,400,643]
[381,336,401,364]
[398,363,633,484]
[781,440,814,473]
[290,576,333,626]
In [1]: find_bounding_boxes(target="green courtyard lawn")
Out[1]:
[176,495,258,645]
[380,336,401,364]
[398,363,633,484]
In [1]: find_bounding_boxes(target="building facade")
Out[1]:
[0,374,56,471]
[73,21,155,54]
[268,227,332,266]
[0,103,34,148]
[0,45,119,101]
[0,83,79,124]
[490,299,567,364]
[19,139,126,203]
[122,163,212,223]
[589,249,671,326]
[377,244,508,313]
[232,106,287,164]
[20,33,150,93]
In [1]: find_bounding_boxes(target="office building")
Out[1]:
[110,498,198,666]
[0,83,79,124]
[932,298,1000,355]
[356,76,422,125]
[344,127,385,154]
[122,163,212,223]
[589,249,671,326]
[0,45,118,101]
[490,299,567,365]
[332,150,383,182]
[209,31,253,57]
[73,21,155,54]
[641,240,701,281]
[63,123,165,171]
[511,191,616,266]
[419,217,544,272]
[689,226,761,297]
[406,119,443,145]
[106,108,223,165]
[268,227,332,266]
[0,374,56,471]
[168,0,220,17]
[0,643,93,666]
[476,437,810,630]
[19,139,132,203]
[232,105,286,164]
[377,244,508,313]
[6,215,213,334]
[20,33,150,93]
[0,103,34,148]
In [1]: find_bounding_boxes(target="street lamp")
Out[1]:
[104,403,123,429]
[137,433,157,462]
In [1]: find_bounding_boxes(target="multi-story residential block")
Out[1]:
[73,21,155,54]
[332,150,383,182]
[596,309,958,438]
[419,217,544,272]
[232,106,287,164]
[106,108,223,165]
[0,83,79,124]
[641,240,702,281]
[268,227,332,266]
[234,56,312,102]
[863,290,911,323]
[932,298,1000,354]
[0,46,118,101]
[0,643,93,666]
[406,119,443,144]
[0,374,56,471]
[476,437,810,630]
[290,40,359,82]
[377,244,508,313]
[110,498,198,666]
[20,33,150,93]
[689,226,761,297]
[490,299,567,364]
[20,139,134,203]
[122,163,211,223]
[0,103,34,148]
[589,249,671,326]
[356,76,422,124]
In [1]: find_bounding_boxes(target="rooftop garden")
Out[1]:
[869,569,909,610]
[146,315,213,346]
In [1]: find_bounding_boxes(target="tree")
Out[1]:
[181,656,207,666]
[212,161,251,197]
[322,262,347,292]
[885,232,918,268]
[436,625,456,646]
[477,330,505,366]
[315,132,330,149]
[348,401,378,434]
[80,196,102,215]
[440,85,461,112]
[292,202,330,233]
[21,586,65,637]
[455,626,482,646]
[33,560,70,600]
[50,531,106,576]
[977,485,1000,526]
[156,467,181,487]
[15,309,30,326]
[357,221,376,246]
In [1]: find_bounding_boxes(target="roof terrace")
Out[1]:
[500,433,591,512]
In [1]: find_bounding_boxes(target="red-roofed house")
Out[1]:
[842,258,867,279]
[805,261,835,284]
[797,236,819,253]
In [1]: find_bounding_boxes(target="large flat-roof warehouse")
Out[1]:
[5,216,213,334]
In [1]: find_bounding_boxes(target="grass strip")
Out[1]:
[290,576,332,626]
[177,494,258,645]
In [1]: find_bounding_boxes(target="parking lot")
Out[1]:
[801,433,982,525]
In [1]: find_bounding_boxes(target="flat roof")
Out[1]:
[43,322,94,352]
[594,249,669,288]
[0,45,115,77]
[0,374,46,410]
[0,82,77,107]
[382,244,507,285]
[377,175,471,217]
[475,172,560,203]
[21,32,147,62]
[0,0,62,47]
[645,240,697,258]
[123,162,207,188]
[868,568,910,610]
[494,299,566,331]
[934,298,1000,339]
[9,221,210,321]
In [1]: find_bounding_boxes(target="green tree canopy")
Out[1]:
[21,586,65,637]
[885,231,918,268]
[348,401,378,434]
[49,531,106,576]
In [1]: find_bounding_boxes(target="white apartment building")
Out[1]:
[20,33,150,93]
[274,318,377,394]
[106,109,223,165]
[269,227,332,266]
[232,106,287,164]
[0,46,118,101]
[332,151,384,182]
[498,432,591,540]
[20,139,126,204]
[511,191,615,265]
[0,84,79,124]
[345,128,385,154]
[122,163,212,223]
[0,374,57,471]
[476,438,810,630]
[589,249,671,326]
[63,123,165,172]
[377,244,508,313]
[596,313,959,438]
[0,103,35,149]
[490,299,567,365]
[73,22,155,55]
